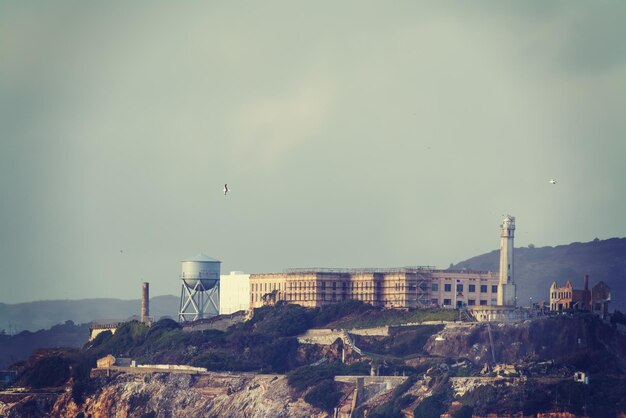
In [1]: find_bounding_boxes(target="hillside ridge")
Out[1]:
[452,237,626,311]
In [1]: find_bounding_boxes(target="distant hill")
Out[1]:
[0,320,90,368]
[0,295,179,332]
[451,237,626,311]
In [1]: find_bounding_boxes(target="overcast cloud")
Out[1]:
[1,1,624,302]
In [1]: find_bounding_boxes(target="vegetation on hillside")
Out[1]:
[287,362,369,411]
[10,299,626,417]
[331,308,457,329]
[351,325,444,357]
[12,300,377,391]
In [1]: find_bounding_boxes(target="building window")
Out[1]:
[431,298,438,305]
[444,284,452,292]
[431,283,439,291]
[443,299,452,306]
[480,285,487,293]
[468,284,475,292]
[491,299,497,305]
[492,285,497,293]
[480,300,487,305]
[456,301,464,308]
[468,299,476,306]
[456,284,463,292]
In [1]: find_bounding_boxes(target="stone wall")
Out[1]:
[348,326,389,336]
[334,375,408,386]
[297,329,344,345]
[88,326,118,341]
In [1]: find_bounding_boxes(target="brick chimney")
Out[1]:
[141,282,149,323]
[583,274,591,310]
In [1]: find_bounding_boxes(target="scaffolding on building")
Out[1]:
[284,266,437,274]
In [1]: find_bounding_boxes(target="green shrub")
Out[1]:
[22,355,72,388]
[287,362,370,392]
[312,300,372,327]
[251,303,313,337]
[88,329,113,347]
[413,393,447,418]
[148,329,189,351]
[453,405,473,418]
[192,351,251,371]
[72,379,87,405]
[92,321,149,357]
[334,309,457,329]
[611,310,626,326]
[255,337,299,373]
[304,380,342,411]
[287,364,337,392]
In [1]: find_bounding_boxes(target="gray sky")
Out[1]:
[1,1,625,303]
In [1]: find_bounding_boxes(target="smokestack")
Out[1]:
[141,282,149,323]
[583,274,590,311]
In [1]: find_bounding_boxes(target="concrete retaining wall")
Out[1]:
[297,329,344,345]
[334,375,408,386]
[137,364,207,373]
[348,326,390,336]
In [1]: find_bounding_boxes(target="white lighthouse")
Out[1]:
[497,215,516,306]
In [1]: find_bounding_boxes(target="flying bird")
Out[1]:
[549,179,557,184]
[223,184,228,195]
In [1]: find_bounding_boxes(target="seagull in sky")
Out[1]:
[223,184,229,195]
[549,179,557,184]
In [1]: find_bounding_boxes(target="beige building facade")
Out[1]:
[249,268,499,310]
[549,275,611,318]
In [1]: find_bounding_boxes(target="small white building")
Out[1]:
[219,271,250,314]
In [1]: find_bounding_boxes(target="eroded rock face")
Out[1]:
[40,372,326,418]
[424,316,626,367]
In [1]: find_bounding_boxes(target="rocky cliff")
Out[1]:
[4,372,329,418]
[424,315,626,371]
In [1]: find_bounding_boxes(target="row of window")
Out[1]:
[250,283,501,298]
[433,283,498,293]
[251,283,283,293]
[251,281,385,292]
[441,299,497,306]
[551,291,571,299]
[250,290,500,307]
[251,291,379,303]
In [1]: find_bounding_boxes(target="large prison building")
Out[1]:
[249,267,500,310]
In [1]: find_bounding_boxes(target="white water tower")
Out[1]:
[178,254,221,322]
